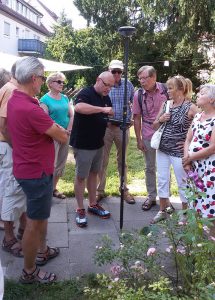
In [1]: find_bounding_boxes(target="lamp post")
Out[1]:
[118,26,136,230]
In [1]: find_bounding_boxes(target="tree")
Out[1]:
[74,0,215,86]
[46,15,107,87]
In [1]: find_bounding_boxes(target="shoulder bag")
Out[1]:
[150,100,171,150]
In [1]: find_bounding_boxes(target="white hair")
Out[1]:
[15,57,44,84]
[200,84,215,101]
[46,72,66,88]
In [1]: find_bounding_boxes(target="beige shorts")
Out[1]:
[54,138,70,177]
[0,142,26,221]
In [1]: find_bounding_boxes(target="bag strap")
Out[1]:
[138,88,143,115]
[157,100,172,132]
[138,88,150,117]
[160,83,169,100]
[138,83,168,116]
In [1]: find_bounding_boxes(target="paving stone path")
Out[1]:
[0,196,181,281]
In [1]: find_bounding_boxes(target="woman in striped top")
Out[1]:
[151,75,198,223]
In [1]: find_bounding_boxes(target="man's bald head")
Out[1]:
[98,71,114,82]
[95,71,114,96]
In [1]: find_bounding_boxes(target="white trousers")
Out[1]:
[156,150,187,203]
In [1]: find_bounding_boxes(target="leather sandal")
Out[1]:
[36,246,60,266]
[124,193,135,204]
[2,237,23,257]
[53,189,66,199]
[19,266,56,284]
[17,228,24,241]
[142,197,156,211]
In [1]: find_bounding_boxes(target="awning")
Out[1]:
[39,57,92,72]
[0,52,92,72]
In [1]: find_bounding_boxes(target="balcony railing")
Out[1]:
[18,39,45,56]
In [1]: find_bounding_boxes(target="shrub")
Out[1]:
[87,210,215,299]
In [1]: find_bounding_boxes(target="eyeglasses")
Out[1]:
[111,70,123,74]
[99,78,114,88]
[138,76,150,82]
[37,75,47,82]
[53,80,65,85]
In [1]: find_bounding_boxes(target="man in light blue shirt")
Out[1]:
[97,60,135,204]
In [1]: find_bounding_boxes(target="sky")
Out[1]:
[42,0,87,29]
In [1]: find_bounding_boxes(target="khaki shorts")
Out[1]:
[0,142,26,221]
[73,147,103,179]
[54,138,70,177]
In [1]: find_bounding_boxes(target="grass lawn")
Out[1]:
[58,127,178,197]
[4,277,90,300]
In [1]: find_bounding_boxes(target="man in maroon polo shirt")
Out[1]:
[7,57,68,283]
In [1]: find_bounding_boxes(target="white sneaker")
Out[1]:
[165,205,175,215]
[151,211,167,224]
[178,213,187,224]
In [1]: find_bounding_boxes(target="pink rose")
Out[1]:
[147,247,156,256]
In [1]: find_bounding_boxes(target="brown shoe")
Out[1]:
[96,193,105,202]
[142,197,156,211]
[124,192,135,204]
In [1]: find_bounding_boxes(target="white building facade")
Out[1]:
[0,0,58,57]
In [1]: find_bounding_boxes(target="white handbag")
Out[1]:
[150,124,165,150]
[150,100,171,150]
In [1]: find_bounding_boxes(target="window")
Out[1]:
[12,0,16,10]
[32,13,37,23]
[33,34,40,40]
[21,4,24,15]
[23,6,27,17]
[4,22,10,36]
[2,0,9,6]
[29,11,33,21]
[25,29,30,39]
[26,8,30,19]
[16,1,19,12]
[16,27,19,37]
[17,2,22,14]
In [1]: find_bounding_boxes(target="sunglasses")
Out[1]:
[37,75,47,82]
[111,70,123,74]
[53,80,65,85]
